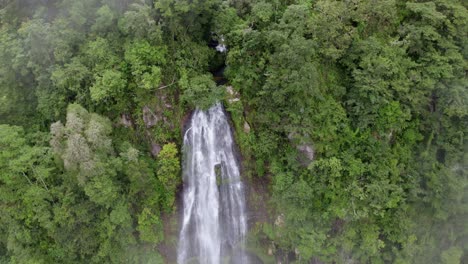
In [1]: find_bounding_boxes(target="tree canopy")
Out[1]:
[0,0,466,263]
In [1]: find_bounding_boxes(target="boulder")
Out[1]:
[274,214,285,227]
[243,121,251,133]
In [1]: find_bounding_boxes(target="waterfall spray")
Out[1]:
[177,103,248,264]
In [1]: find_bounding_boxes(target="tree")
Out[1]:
[156,143,181,210]
[90,69,126,102]
[124,40,166,90]
[180,73,223,109]
[0,125,55,263]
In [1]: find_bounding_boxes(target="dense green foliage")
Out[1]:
[0,0,466,263]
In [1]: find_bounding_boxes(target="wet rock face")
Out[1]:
[230,250,264,264]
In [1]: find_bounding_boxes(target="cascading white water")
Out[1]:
[177,103,248,264]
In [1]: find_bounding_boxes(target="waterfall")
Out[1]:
[177,103,248,264]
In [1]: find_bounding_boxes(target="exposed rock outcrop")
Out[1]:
[288,132,315,166]
[297,144,314,162]
[119,113,133,127]
[142,105,160,128]
[226,85,240,103]
[151,142,161,157]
